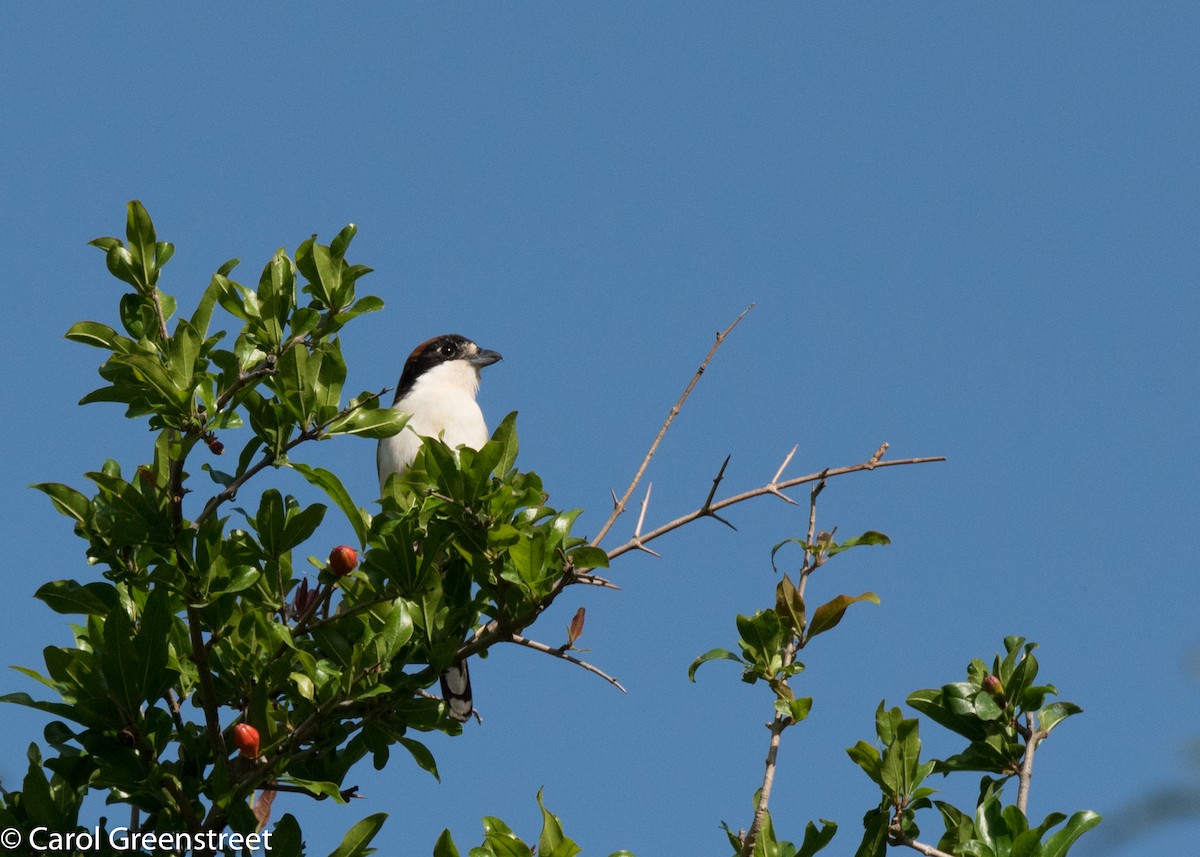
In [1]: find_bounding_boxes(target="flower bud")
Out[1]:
[982,674,1005,701]
[328,545,358,577]
[232,723,259,759]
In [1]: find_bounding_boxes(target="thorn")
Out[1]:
[767,486,798,506]
[632,539,661,558]
[703,454,732,511]
[635,482,653,538]
[708,510,738,531]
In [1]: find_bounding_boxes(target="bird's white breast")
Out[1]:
[377,360,489,492]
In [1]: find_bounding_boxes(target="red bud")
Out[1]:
[982,675,1005,700]
[328,545,358,577]
[232,723,259,759]
[567,607,586,645]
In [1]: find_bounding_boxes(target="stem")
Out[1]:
[892,835,957,857]
[1016,710,1045,814]
[592,305,753,547]
[739,716,789,857]
[184,603,228,784]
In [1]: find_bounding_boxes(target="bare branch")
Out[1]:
[797,474,826,602]
[510,633,627,693]
[591,304,754,547]
[606,452,947,562]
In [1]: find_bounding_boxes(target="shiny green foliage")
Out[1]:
[848,638,1096,857]
[691,526,892,855]
[2,203,613,856]
[432,790,635,857]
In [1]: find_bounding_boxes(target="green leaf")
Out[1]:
[479,816,531,857]
[100,607,143,713]
[688,648,745,681]
[126,200,157,287]
[1041,811,1101,857]
[290,463,370,549]
[827,530,891,557]
[853,807,889,857]
[797,819,838,857]
[0,692,83,721]
[737,610,786,674]
[537,788,581,857]
[65,320,122,350]
[779,696,813,723]
[907,686,988,742]
[490,411,520,474]
[399,737,440,781]
[328,406,409,439]
[34,578,116,609]
[775,573,806,634]
[327,812,388,857]
[271,815,304,857]
[31,482,92,526]
[805,592,879,641]
[770,537,808,573]
[567,545,609,571]
[433,829,460,857]
[846,741,884,789]
[1038,701,1083,736]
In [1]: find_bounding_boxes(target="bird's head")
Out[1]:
[393,334,502,403]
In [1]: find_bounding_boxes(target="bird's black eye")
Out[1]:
[440,343,456,357]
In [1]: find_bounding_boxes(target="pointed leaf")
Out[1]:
[327,812,388,857]
[806,592,880,641]
[291,462,370,549]
[688,648,745,681]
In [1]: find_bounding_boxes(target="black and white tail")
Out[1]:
[439,661,473,722]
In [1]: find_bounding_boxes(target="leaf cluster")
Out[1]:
[2,203,611,856]
[848,637,1095,857]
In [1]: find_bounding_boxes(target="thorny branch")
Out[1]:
[606,452,945,563]
[457,306,944,699]
[591,304,754,547]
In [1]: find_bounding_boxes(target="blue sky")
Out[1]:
[2,4,1196,855]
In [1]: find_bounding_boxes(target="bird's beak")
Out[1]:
[469,348,503,368]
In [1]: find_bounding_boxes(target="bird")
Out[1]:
[377,334,502,723]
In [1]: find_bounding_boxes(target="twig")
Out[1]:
[892,834,957,857]
[606,452,946,562]
[510,633,627,693]
[1016,710,1045,814]
[591,305,753,547]
[192,388,388,527]
[797,475,826,601]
